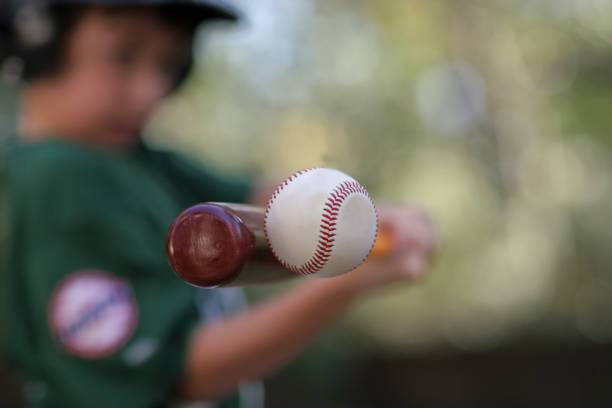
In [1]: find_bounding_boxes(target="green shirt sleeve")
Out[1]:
[7,145,200,408]
[147,147,254,206]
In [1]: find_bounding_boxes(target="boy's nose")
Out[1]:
[127,67,171,116]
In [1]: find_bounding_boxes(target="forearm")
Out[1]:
[179,276,359,401]
[177,199,437,401]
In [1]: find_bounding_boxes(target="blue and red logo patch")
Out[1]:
[48,270,138,359]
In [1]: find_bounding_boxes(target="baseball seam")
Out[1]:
[264,170,378,276]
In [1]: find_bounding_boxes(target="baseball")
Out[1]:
[264,168,378,278]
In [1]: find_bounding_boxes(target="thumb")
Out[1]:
[400,252,427,279]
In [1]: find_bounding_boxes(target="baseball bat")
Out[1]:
[166,202,394,288]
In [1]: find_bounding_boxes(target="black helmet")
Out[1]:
[0,0,240,84]
[4,0,240,22]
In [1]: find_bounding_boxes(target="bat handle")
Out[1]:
[371,223,396,257]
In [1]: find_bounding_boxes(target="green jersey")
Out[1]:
[1,138,253,408]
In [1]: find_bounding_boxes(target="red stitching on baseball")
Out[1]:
[264,170,377,276]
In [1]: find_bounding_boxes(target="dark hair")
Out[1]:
[0,4,201,90]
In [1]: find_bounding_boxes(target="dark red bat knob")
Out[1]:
[166,203,255,288]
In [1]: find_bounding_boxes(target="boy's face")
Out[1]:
[35,8,191,149]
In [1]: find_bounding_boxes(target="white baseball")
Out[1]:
[264,168,378,278]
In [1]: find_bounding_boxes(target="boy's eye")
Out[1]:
[158,55,186,77]
[112,48,137,66]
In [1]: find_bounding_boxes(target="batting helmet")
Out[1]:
[0,0,240,84]
[3,0,239,22]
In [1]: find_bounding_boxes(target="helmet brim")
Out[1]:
[169,1,240,22]
[48,0,240,22]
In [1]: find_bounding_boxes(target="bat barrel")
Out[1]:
[166,203,255,287]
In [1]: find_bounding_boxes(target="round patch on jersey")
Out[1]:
[48,270,138,359]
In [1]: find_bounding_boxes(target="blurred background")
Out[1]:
[3,0,612,406]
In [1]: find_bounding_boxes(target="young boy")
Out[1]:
[0,1,436,407]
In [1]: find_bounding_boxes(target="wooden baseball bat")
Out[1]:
[166,202,394,288]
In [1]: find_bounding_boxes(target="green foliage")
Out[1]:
[149,0,612,353]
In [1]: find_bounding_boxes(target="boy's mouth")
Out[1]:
[110,122,142,141]
[116,119,142,132]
